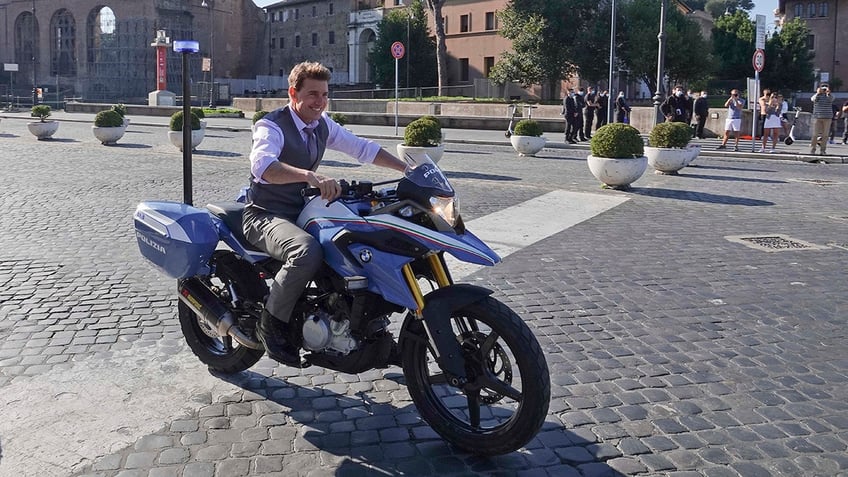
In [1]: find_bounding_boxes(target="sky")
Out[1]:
[749,1,780,33]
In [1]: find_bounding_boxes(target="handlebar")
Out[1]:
[301,180,374,199]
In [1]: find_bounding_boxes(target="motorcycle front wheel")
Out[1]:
[401,296,550,456]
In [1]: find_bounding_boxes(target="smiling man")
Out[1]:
[243,61,408,366]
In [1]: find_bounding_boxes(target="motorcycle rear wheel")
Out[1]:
[178,300,264,374]
[402,296,550,455]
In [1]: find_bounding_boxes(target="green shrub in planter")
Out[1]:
[111,103,127,118]
[31,104,52,122]
[590,123,644,158]
[94,110,124,128]
[513,119,543,137]
[169,110,202,131]
[252,110,269,124]
[191,107,206,119]
[330,112,347,126]
[648,122,691,148]
[403,116,442,147]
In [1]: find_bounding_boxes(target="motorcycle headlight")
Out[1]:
[430,195,459,227]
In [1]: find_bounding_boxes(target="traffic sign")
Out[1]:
[753,49,765,73]
[391,41,405,60]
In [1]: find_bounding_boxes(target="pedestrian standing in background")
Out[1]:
[842,99,848,145]
[759,92,782,153]
[693,91,709,139]
[686,89,696,128]
[583,87,597,139]
[828,102,840,144]
[615,92,631,123]
[575,88,587,141]
[660,85,690,123]
[596,90,609,130]
[810,83,834,155]
[563,88,578,144]
[716,89,744,151]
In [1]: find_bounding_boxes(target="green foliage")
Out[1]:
[711,11,755,80]
[94,110,124,128]
[330,112,347,126]
[252,110,269,124]
[31,104,51,122]
[169,110,201,131]
[370,0,437,88]
[111,103,127,117]
[590,123,644,158]
[513,119,543,137]
[648,122,692,148]
[403,116,442,147]
[761,18,816,92]
[191,107,206,119]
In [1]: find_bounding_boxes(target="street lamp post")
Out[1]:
[653,0,668,124]
[174,40,200,206]
[607,0,617,124]
[31,0,37,106]
[202,0,214,108]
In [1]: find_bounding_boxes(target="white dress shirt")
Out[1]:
[250,108,381,183]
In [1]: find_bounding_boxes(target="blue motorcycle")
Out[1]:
[134,156,550,455]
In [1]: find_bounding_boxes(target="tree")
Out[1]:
[761,18,815,92]
[704,0,755,18]
[369,0,436,89]
[425,0,448,96]
[617,0,713,94]
[711,11,755,80]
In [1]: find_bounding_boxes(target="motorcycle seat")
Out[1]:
[205,201,263,253]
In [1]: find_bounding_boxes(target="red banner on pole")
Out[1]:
[156,47,167,90]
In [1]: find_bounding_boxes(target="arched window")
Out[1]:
[794,3,804,16]
[87,7,116,67]
[14,12,39,72]
[807,2,816,17]
[819,2,829,16]
[51,9,77,76]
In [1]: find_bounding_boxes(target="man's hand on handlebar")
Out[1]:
[306,172,342,201]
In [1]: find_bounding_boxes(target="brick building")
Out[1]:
[0,0,262,102]
[778,0,845,87]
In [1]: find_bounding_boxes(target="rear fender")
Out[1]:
[399,284,493,383]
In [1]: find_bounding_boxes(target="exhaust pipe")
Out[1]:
[178,278,263,350]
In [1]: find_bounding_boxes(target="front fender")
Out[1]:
[399,284,493,382]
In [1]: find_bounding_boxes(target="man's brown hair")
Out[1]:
[288,61,331,91]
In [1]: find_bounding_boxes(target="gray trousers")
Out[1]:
[243,207,323,323]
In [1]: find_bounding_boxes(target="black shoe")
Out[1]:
[568,140,577,144]
[258,310,309,368]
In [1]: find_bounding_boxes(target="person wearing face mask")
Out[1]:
[596,90,609,129]
[693,91,709,140]
[660,85,691,123]
[243,61,408,366]
[562,88,579,144]
[575,87,587,141]
[615,92,631,123]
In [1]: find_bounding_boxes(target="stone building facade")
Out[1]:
[778,0,845,87]
[0,0,262,103]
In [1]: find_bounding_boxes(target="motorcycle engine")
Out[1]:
[301,309,358,355]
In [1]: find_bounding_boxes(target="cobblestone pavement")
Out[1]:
[0,116,846,477]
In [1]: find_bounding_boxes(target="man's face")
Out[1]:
[289,78,329,123]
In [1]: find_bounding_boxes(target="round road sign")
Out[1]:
[753,49,765,72]
[391,41,405,60]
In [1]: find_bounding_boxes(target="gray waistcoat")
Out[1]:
[247,106,329,219]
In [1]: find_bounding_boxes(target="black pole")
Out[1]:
[653,0,668,125]
[182,50,192,206]
[31,0,37,106]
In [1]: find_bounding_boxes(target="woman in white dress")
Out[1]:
[760,92,782,153]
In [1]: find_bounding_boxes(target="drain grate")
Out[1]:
[788,178,843,186]
[725,234,829,252]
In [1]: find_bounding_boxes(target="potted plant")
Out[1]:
[644,122,694,174]
[92,109,126,145]
[27,104,59,140]
[192,107,208,130]
[587,123,647,190]
[111,103,129,127]
[397,116,444,163]
[252,110,269,124]
[168,110,204,151]
[509,119,546,157]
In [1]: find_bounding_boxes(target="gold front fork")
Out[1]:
[402,253,453,317]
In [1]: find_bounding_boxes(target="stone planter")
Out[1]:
[168,129,205,151]
[122,117,130,127]
[27,120,59,140]
[645,146,690,175]
[396,144,445,163]
[92,125,126,145]
[684,144,701,166]
[586,154,648,189]
[509,135,547,157]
